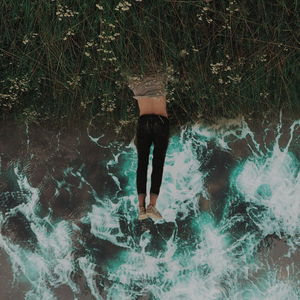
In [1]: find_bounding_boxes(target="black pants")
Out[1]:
[136,114,170,195]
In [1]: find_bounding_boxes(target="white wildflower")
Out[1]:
[96,4,104,10]
[56,4,79,21]
[227,75,241,83]
[260,54,267,62]
[210,62,224,74]
[179,49,189,57]
[115,1,132,11]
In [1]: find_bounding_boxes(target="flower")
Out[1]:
[179,49,189,57]
[96,4,104,10]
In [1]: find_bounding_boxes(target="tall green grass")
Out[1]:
[0,0,299,131]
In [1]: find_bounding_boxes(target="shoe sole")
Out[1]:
[138,214,148,220]
[146,212,163,220]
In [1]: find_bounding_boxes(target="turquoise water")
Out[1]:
[0,114,299,299]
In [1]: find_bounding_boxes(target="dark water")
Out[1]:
[0,114,299,299]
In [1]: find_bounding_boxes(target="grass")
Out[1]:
[0,0,299,133]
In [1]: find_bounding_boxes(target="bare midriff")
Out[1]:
[134,96,168,118]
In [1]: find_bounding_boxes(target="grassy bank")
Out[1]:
[0,0,299,132]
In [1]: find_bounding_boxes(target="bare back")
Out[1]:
[134,96,168,118]
[127,73,168,118]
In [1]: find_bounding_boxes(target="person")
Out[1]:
[127,72,170,221]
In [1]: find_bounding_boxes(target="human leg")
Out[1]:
[149,116,170,205]
[136,118,152,208]
[149,193,159,207]
[138,193,146,208]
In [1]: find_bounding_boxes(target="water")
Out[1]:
[0,113,299,299]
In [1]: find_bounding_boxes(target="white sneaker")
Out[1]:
[146,204,163,220]
[138,206,148,220]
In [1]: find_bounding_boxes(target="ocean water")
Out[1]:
[0,113,299,299]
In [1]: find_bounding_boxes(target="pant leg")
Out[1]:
[136,118,153,194]
[150,117,170,195]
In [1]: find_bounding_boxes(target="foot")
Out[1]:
[146,204,163,220]
[138,206,148,220]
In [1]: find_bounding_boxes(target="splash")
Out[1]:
[228,119,300,254]
[0,115,299,299]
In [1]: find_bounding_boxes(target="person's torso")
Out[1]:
[135,96,168,118]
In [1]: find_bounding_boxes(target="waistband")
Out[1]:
[138,114,169,122]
